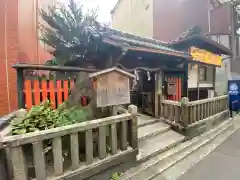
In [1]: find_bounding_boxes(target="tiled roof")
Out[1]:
[170,25,204,43]
[101,28,189,56]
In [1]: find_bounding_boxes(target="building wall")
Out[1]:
[18,0,53,64]
[111,0,154,38]
[188,64,214,89]
[0,0,19,116]
[153,0,210,41]
[0,0,54,116]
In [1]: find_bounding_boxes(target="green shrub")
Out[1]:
[11,100,89,135]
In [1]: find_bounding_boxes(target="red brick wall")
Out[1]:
[18,0,52,64]
[0,0,19,116]
[0,0,9,116]
[0,0,52,116]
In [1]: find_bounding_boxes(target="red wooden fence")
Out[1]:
[23,79,75,110]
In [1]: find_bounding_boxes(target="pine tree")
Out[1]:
[40,0,101,65]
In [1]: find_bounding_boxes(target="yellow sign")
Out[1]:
[190,47,222,66]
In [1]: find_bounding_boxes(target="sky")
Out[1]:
[62,0,118,23]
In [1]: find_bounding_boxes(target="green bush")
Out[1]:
[11,100,89,135]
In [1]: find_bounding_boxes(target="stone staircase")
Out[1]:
[120,115,235,180]
[137,114,185,162]
[87,114,235,180]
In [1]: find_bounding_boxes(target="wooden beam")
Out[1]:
[12,64,98,72]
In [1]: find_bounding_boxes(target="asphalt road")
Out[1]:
[178,129,240,180]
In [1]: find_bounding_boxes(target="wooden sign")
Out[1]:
[190,46,222,66]
[89,68,134,107]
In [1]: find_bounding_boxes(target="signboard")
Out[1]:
[96,71,130,107]
[190,46,222,66]
[228,80,240,111]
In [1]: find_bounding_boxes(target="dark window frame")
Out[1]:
[199,66,207,81]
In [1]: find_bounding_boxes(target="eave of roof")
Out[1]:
[101,28,191,59]
[170,34,232,56]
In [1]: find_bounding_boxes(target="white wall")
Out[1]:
[188,63,214,89]
[111,0,154,38]
[188,64,198,88]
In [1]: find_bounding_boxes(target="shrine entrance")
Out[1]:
[131,70,155,116]
[163,72,184,101]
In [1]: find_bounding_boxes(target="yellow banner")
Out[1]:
[190,46,222,66]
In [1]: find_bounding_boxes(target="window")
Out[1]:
[199,66,207,81]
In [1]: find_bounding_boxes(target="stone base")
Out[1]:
[183,110,230,138]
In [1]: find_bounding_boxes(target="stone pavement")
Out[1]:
[178,128,240,180]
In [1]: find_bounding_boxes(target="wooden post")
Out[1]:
[70,133,80,170]
[181,97,189,126]
[33,141,47,180]
[192,105,197,123]
[11,146,28,180]
[155,72,160,117]
[183,62,189,97]
[120,121,128,150]
[128,105,138,149]
[158,94,163,117]
[52,137,63,176]
[112,105,118,116]
[110,124,118,155]
[85,130,93,164]
[98,126,107,159]
[16,68,25,109]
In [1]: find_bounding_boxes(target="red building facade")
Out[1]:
[0,0,52,116]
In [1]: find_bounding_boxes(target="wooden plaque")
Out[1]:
[96,71,130,107]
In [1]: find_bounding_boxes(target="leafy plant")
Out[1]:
[40,0,101,65]
[11,100,89,135]
[110,172,121,180]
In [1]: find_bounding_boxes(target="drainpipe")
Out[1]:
[230,3,237,67]
[208,0,211,33]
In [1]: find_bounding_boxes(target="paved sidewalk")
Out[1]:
[178,129,240,180]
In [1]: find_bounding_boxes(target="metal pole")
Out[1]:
[230,3,237,62]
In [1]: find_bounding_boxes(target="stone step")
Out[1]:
[137,130,185,162]
[155,122,236,180]
[138,122,170,141]
[137,114,160,128]
[120,118,233,180]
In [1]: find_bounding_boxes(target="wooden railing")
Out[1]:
[2,105,138,180]
[187,95,228,125]
[160,100,181,125]
[159,95,229,127]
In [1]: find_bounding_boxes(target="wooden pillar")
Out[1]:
[154,71,161,117]
[213,66,216,96]
[16,68,25,109]
[183,62,189,98]
[181,97,189,126]
[128,105,138,150]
